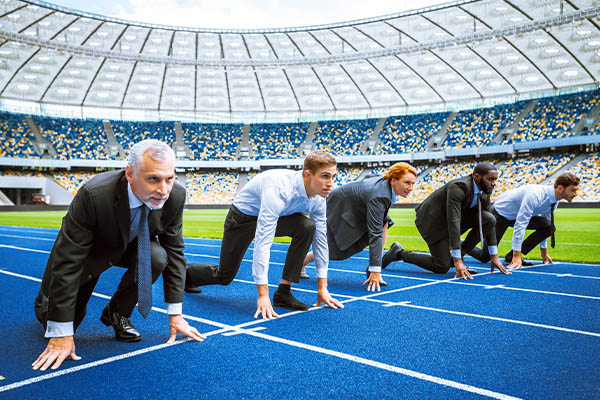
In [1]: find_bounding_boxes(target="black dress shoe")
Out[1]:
[467,269,478,275]
[184,282,203,294]
[382,242,403,269]
[273,290,308,311]
[100,304,142,342]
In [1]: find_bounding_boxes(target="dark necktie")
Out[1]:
[550,203,556,248]
[137,205,152,318]
[477,192,484,247]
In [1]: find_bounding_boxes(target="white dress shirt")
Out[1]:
[493,184,557,252]
[45,184,181,338]
[233,169,328,285]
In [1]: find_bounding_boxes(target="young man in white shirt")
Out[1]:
[466,172,579,268]
[185,151,344,319]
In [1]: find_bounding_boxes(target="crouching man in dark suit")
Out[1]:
[301,162,417,291]
[383,162,510,280]
[33,139,204,372]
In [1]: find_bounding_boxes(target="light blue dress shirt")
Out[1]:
[233,169,328,285]
[45,184,182,338]
[493,184,557,252]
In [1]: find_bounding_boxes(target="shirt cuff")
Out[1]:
[167,303,182,315]
[45,321,74,338]
[367,266,381,273]
[253,275,269,285]
[487,245,498,256]
[451,249,462,259]
[512,242,522,252]
[539,239,547,249]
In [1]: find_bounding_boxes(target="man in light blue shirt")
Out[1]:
[466,172,579,268]
[186,151,344,319]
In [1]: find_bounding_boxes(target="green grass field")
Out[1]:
[0,208,598,263]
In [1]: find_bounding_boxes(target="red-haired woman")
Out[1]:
[301,162,417,291]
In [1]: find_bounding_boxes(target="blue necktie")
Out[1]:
[137,205,152,318]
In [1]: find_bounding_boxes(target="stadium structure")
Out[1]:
[0,0,599,206]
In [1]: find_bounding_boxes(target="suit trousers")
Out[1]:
[35,240,168,330]
[403,209,496,274]
[466,208,555,262]
[186,205,315,286]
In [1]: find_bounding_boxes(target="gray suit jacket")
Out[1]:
[415,175,491,250]
[43,170,187,322]
[327,176,394,267]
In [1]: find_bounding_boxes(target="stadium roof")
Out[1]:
[0,0,599,120]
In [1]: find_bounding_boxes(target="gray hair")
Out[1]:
[127,139,175,172]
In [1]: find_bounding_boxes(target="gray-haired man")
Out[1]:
[33,139,204,372]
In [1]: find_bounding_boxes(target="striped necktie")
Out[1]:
[137,205,152,318]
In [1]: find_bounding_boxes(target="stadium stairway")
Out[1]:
[299,121,318,155]
[174,123,191,159]
[494,100,537,144]
[25,116,56,157]
[236,124,251,159]
[359,117,385,155]
[102,120,123,158]
[540,153,588,185]
[0,189,14,205]
[575,102,600,135]
[426,112,457,150]
[237,172,249,193]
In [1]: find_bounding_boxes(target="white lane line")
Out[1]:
[384,302,600,338]
[222,326,266,337]
[0,234,55,242]
[244,329,522,400]
[0,244,50,254]
[448,281,600,300]
[0,271,521,400]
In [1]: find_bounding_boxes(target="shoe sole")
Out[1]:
[273,300,308,311]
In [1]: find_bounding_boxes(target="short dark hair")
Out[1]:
[303,150,336,174]
[472,162,497,176]
[554,172,580,189]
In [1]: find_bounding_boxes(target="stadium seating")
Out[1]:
[444,102,526,148]
[52,171,98,195]
[565,152,600,201]
[183,123,243,161]
[378,112,449,154]
[112,120,176,158]
[0,169,43,177]
[0,112,38,158]
[334,167,363,186]
[37,116,108,160]
[492,154,574,197]
[186,171,239,204]
[313,118,377,156]
[508,90,600,143]
[249,123,309,159]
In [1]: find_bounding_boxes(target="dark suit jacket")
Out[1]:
[415,175,491,250]
[44,170,187,322]
[327,176,394,267]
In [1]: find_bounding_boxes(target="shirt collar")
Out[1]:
[295,170,310,199]
[127,183,144,209]
[547,185,557,204]
[472,178,481,197]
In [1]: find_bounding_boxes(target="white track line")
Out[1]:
[383,302,600,338]
[0,270,521,400]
